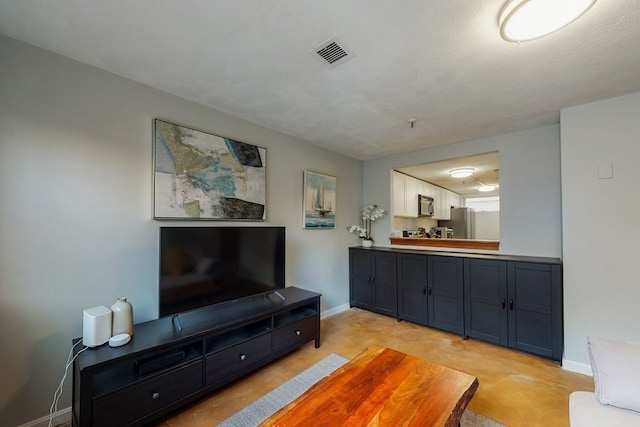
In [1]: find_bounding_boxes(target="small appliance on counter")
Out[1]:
[403,229,424,237]
[427,227,453,238]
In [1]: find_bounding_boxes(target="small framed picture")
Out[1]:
[303,170,336,229]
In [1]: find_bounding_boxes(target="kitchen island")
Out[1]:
[389,237,499,251]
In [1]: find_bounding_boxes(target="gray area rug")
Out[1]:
[218,353,506,426]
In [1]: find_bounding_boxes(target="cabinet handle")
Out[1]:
[501,298,506,309]
[368,276,373,284]
[428,287,432,296]
[152,392,160,400]
[239,353,247,361]
[509,299,514,310]
[422,285,427,295]
[295,330,301,336]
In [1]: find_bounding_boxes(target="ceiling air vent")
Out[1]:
[313,37,355,67]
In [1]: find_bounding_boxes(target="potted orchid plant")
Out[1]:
[347,204,388,247]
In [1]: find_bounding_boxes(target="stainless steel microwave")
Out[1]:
[418,194,434,217]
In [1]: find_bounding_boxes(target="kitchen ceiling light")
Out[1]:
[499,0,598,42]
[449,168,474,178]
[472,176,497,192]
[478,184,496,192]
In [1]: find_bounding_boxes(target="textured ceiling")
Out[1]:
[398,152,500,197]
[1,1,639,161]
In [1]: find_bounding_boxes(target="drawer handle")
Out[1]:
[295,330,301,336]
[152,392,160,400]
[239,353,247,361]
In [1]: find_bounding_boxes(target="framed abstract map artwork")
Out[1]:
[153,119,266,220]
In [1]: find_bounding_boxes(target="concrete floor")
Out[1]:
[157,308,594,427]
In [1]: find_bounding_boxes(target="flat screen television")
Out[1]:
[159,226,285,317]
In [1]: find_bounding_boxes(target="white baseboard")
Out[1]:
[321,303,350,319]
[19,407,71,427]
[562,358,593,376]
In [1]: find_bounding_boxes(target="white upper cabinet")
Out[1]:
[393,171,407,216]
[393,171,460,220]
[433,187,447,219]
[432,187,457,220]
[417,181,434,198]
[393,171,419,218]
[448,190,462,208]
[405,176,418,217]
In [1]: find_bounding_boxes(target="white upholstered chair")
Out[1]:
[569,336,640,426]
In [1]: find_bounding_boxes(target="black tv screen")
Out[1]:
[159,226,285,317]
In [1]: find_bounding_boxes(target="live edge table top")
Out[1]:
[260,345,479,427]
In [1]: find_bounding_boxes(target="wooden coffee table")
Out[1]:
[260,345,479,427]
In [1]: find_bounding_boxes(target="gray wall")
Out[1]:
[561,91,640,372]
[362,124,563,258]
[0,36,362,426]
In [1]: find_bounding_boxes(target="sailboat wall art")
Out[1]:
[303,170,336,229]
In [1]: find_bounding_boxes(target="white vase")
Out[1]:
[362,239,373,247]
[111,297,134,336]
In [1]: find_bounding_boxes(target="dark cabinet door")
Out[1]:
[465,258,563,360]
[428,256,464,335]
[349,248,397,317]
[508,262,563,360]
[371,251,397,317]
[397,253,428,325]
[397,254,463,335]
[349,248,373,310]
[464,258,508,346]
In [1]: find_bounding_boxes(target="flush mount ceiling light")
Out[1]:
[449,168,474,178]
[478,184,497,192]
[499,0,598,42]
[472,177,497,192]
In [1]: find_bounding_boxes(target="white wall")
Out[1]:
[474,211,499,240]
[560,91,640,373]
[363,125,562,258]
[0,36,362,426]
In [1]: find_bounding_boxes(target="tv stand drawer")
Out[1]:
[91,360,202,427]
[205,333,272,386]
[274,316,317,353]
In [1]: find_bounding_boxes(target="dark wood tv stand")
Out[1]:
[72,287,321,427]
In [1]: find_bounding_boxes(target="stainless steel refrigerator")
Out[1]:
[438,207,475,239]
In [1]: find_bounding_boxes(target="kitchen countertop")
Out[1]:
[361,243,562,264]
[389,236,500,251]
